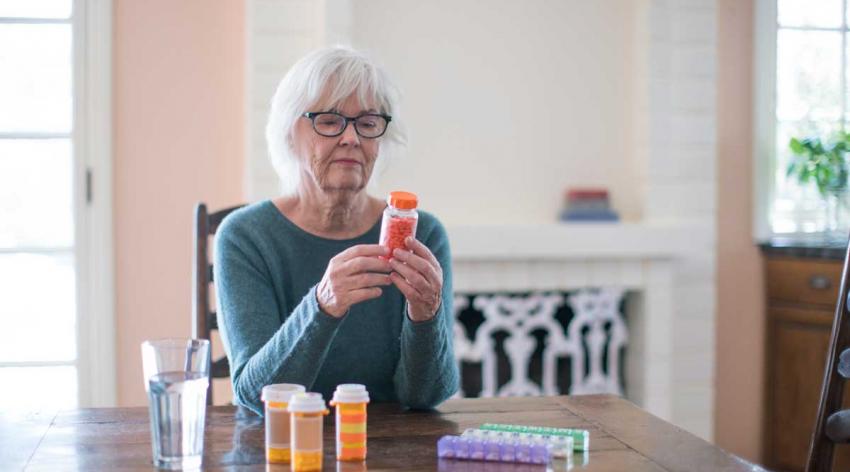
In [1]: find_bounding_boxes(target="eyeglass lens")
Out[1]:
[312,113,388,138]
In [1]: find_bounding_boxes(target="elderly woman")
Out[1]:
[215,47,459,414]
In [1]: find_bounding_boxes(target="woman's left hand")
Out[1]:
[389,237,443,323]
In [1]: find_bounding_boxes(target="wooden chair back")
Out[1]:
[808,241,850,471]
[193,202,244,405]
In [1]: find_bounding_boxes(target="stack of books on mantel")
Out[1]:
[559,188,620,222]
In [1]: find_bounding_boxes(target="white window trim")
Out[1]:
[73,0,115,407]
[753,0,777,242]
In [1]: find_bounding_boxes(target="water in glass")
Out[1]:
[147,371,209,470]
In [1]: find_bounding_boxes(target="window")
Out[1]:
[0,0,113,409]
[757,0,850,236]
[0,0,79,409]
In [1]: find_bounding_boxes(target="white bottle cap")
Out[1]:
[261,383,306,403]
[287,392,327,413]
[331,384,370,404]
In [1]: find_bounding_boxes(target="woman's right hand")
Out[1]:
[316,244,393,318]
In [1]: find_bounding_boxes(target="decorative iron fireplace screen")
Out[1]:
[452,288,628,398]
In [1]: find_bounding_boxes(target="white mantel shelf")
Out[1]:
[447,222,705,261]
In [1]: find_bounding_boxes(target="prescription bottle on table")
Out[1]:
[262,383,306,464]
[379,191,418,258]
[288,392,329,472]
[330,384,370,461]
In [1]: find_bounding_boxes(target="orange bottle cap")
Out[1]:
[388,191,418,210]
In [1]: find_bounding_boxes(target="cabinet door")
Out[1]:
[769,307,850,471]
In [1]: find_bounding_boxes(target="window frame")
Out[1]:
[0,0,115,408]
[753,0,777,241]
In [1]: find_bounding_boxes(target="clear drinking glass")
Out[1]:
[141,339,210,470]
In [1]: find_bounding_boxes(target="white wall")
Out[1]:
[353,0,641,224]
[247,0,641,223]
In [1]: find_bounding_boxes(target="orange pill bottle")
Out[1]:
[330,384,370,462]
[262,383,306,464]
[379,191,418,258]
[287,393,329,472]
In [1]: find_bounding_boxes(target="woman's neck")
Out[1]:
[275,188,382,239]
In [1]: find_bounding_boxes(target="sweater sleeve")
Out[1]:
[214,218,342,414]
[392,217,460,409]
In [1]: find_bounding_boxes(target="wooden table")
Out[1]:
[4,394,764,471]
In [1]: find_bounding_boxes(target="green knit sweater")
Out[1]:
[214,200,459,414]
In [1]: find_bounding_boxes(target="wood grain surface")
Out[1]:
[3,395,763,471]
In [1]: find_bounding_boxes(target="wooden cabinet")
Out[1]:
[764,255,850,471]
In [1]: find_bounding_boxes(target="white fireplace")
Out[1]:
[449,222,710,436]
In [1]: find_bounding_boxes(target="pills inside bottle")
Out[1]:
[261,383,306,464]
[379,191,418,259]
[288,392,329,472]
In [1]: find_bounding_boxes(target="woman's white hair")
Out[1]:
[265,46,407,195]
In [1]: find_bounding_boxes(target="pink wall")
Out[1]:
[716,0,765,462]
[113,0,245,406]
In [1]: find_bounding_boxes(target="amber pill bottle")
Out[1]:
[262,383,305,464]
[287,393,329,472]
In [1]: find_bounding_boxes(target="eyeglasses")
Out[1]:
[302,111,392,138]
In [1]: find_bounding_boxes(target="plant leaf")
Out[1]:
[789,137,805,154]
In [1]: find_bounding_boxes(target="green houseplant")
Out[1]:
[788,131,850,239]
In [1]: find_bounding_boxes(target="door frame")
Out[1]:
[73,0,115,407]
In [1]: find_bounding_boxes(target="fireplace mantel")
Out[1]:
[448,222,700,261]
[446,221,702,424]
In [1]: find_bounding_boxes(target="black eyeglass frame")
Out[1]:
[301,111,393,138]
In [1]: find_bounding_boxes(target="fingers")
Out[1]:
[390,271,423,302]
[389,238,443,322]
[340,254,392,275]
[389,264,440,308]
[340,244,390,259]
[346,287,384,306]
[389,255,432,294]
[390,271,441,322]
[317,271,388,317]
[328,267,391,296]
[337,244,392,275]
[318,245,392,317]
[318,241,442,320]
[354,272,392,288]
[404,237,440,267]
[392,246,441,285]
